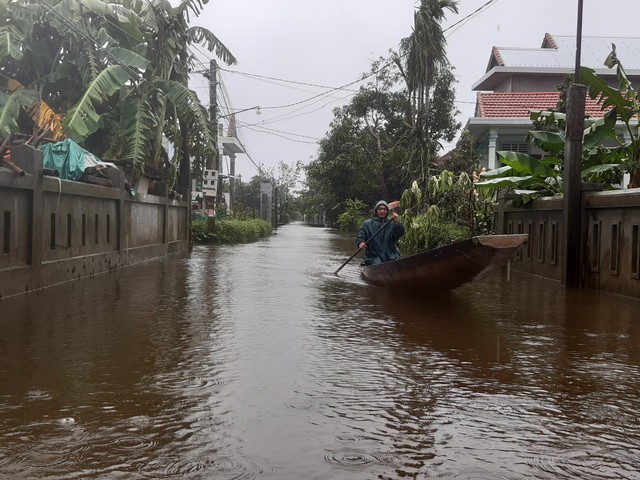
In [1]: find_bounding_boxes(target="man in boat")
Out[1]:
[356,200,404,265]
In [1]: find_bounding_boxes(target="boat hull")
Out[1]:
[360,234,528,292]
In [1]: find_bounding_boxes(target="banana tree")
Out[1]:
[476,103,624,206]
[475,150,563,206]
[1,0,236,187]
[581,45,640,188]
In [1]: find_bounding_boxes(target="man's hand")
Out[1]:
[391,212,399,223]
[358,242,366,249]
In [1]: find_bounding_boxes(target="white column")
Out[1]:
[487,129,499,170]
[622,131,631,188]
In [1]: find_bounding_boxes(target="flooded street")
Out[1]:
[1,222,640,479]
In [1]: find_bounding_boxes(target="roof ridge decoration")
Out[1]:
[491,45,505,67]
[498,47,560,52]
[551,34,640,39]
[542,33,558,49]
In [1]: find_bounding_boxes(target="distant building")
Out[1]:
[466,33,640,171]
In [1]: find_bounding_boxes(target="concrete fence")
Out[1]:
[0,145,189,299]
[495,188,640,299]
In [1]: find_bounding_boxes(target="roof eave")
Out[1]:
[467,117,533,141]
[472,66,640,91]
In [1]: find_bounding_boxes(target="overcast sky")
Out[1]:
[188,0,640,181]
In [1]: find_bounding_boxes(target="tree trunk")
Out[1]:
[628,169,640,188]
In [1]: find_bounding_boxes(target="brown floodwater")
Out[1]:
[1,222,639,479]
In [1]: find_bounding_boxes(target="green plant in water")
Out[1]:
[190,218,272,244]
[191,217,215,243]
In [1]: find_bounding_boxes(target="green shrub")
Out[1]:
[191,217,215,243]
[337,198,368,232]
[191,218,272,244]
[399,206,472,254]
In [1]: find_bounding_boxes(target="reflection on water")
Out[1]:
[1,223,639,479]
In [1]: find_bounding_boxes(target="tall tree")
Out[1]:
[394,0,459,184]
[305,58,409,225]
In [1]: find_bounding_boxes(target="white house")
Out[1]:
[466,33,640,170]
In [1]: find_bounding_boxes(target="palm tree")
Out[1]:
[394,0,458,185]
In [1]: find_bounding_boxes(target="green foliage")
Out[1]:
[400,205,471,253]
[191,216,215,243]
[397,172,494,253]
[62,66,133,142]
[1,0,235,189]
[478,48,640,204]
[581,46,640,186]
[305,45,460,226]
[0,88,35,136]
[213,219,272,244]
[191,217,272,244]
[336,199,368,232]
[232,175,264,219]
[477,101,624,205]
[439,129,480,175]
[396,0,460,184]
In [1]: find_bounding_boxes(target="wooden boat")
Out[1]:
[360,234,528,292]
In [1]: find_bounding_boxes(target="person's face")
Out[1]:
[376,206,388,218]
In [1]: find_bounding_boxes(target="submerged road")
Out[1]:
[1,222,639,479]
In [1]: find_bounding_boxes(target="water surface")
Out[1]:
[1,223,639,479]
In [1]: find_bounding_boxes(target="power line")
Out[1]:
[444,0,499,37]
[218,67,359,93]
[236,121,321,142]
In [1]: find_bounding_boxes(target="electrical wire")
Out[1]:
[444,0,499,37]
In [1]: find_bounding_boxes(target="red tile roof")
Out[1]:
[477,92,609,118]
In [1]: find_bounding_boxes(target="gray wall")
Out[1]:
[0,145,189,299]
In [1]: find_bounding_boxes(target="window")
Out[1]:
[501,143,529,154]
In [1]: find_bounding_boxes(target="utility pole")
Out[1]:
[562,0,585,287]
[208,59,218,171]
[206,59,218,232]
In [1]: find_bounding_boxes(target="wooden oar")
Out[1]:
[333,201,400,276]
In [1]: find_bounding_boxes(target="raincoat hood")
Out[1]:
[373,200,389,215]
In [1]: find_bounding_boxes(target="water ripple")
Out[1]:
[323,450,383,467]
[160,455,265,479]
